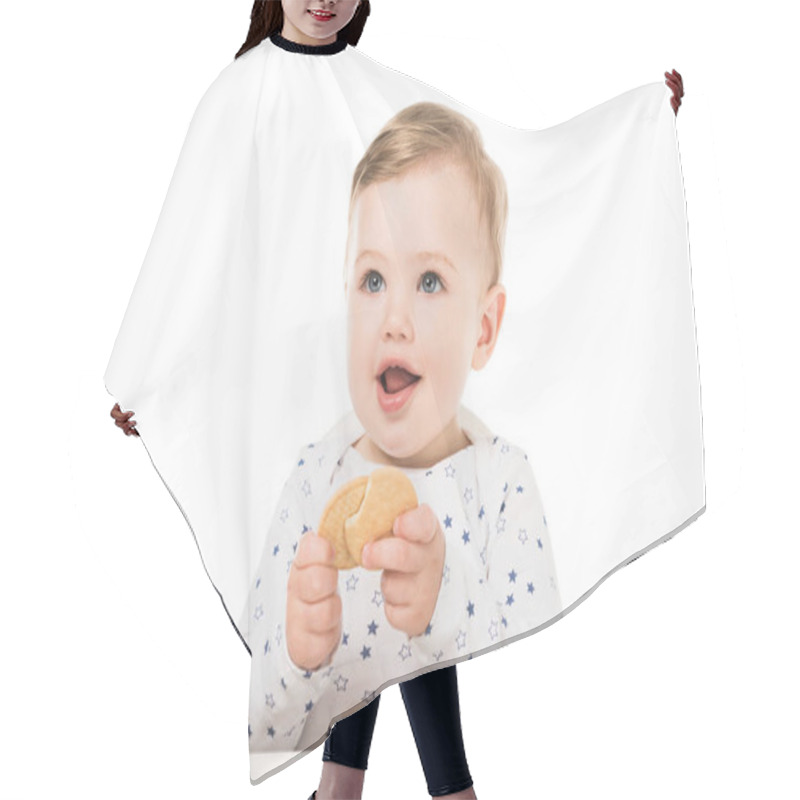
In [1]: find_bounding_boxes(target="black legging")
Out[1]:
[322,665,473,797]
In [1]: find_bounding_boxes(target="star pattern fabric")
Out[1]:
[245,411,562,753]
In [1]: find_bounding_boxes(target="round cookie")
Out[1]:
[345,466,418,566]
[318,475,368,569]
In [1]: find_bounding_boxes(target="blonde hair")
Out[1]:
[348,102,508,287]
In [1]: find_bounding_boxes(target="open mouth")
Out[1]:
[379,366,421,395]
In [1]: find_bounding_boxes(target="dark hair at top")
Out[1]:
[235,1,371,59]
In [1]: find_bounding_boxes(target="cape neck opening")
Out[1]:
[269,32,348,56]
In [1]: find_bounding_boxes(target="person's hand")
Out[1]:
[110,402,139,436]
[286,533,342,672]
[361,504,445,638]
[665,69,684,115]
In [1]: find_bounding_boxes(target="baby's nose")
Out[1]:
[381,296,414,341]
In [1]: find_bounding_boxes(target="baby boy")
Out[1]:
[246,102,562,754]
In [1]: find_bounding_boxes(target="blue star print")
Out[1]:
[245,424,564,755]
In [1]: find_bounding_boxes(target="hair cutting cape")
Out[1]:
[104,34,704,782]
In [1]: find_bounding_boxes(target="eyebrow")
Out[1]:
[415,251,457,274]
[354,249,387,268]
[353,250,458,274]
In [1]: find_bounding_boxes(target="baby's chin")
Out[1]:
[358,429,422,465]
[353,414,429,467]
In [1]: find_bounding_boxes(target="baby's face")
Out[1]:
[345,159,501,464]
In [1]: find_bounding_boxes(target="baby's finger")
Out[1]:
[290,562,339,604]
[392,504,437,545]
[380,569,417,607]
[298,593,342,635]
[383,602,424,637]
[363,535,424,575]
[293,532,336,569]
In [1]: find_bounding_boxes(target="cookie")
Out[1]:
[344,467,418,566]
[318,476,368,569]
[317,466,419,569]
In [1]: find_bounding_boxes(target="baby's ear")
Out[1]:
[472,284,506,371]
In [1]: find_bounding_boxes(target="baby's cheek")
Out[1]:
[429,323,473,394]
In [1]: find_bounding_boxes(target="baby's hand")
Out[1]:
[286,533,342,672]
[361,504,445,638]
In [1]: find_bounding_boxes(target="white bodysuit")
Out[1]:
[245,409,562,756]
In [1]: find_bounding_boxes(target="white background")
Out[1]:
[1,1,797,798]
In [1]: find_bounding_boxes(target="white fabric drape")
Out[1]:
[104,37,704,781]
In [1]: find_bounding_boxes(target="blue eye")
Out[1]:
[361,270,385,293]
[419,271,443,294]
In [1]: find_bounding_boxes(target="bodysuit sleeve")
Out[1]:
[413,440,562,663]
[246,470,332,752]
[483,445,562,640]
